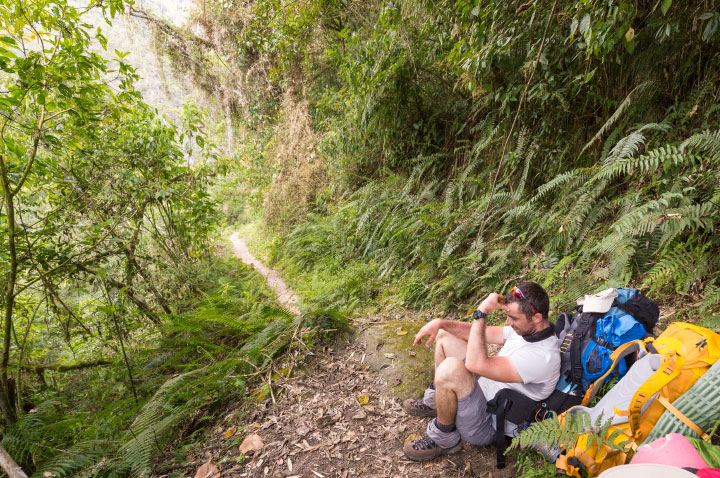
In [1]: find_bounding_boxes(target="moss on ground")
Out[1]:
[356,320,436,398]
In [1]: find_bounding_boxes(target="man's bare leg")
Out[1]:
[403,356,476,460]
[434,329,469,372]
[404,328,471,417]
[434,357,477,426]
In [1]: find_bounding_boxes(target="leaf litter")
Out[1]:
[168,335,516,477]
[159,234,514,477]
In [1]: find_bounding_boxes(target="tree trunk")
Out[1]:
[0,445,29,478]
[0,156,18,426]
[224,100,234,155]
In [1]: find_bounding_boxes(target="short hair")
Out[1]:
[505,281,550,320]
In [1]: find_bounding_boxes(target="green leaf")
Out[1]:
[579,14,591,34]
[0,36,17,47]
[661,0,672,15]
[0,46,17,59]
[58,83,73,97]
[624,39,636,54]
[570,18,579,35]
[703,18,717,41]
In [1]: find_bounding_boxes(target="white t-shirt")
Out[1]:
[477,326,560,403]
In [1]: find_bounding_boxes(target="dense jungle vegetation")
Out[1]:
[2,0,720,476]
[155,0,720,320]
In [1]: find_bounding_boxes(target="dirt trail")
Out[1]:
[210,233,514,478]
[230,232,301,314]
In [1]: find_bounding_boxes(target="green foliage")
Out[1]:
[511,411,630,455]
[113,368,210,477]
[114,0,720,472]
[0,3,338,476]
[261,122,719,312]
[2,256,346,477]
[163,0,720,314]
[0,0,219,430]
[512,449,559,478]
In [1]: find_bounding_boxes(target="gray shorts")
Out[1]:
[425,383,496,447]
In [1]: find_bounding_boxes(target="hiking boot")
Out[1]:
[403,435,462,462]
[402,398,437,417]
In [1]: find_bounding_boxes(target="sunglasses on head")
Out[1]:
[510,286,540,315]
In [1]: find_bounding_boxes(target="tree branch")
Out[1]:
[13,359,112,373]
[0,445,28,478]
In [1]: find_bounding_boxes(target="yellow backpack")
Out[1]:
[555,322,720,477]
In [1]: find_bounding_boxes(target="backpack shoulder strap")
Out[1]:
[581,339,648,406]
[486,388,541,469]
[655,395,710,442]
[568,313,597,388]
[625,353,681,438]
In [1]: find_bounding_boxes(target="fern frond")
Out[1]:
[604,131,645,165]
[681,129,720,163]
[580,81,655,156]
[443,181,459,217]
[602,122,670,166]
[532,169,590,202]
[440,218,476,262]
[668,77,714,121]
[700,284,720,312]
[591,146,697,184]
[512,142,535,200]
[36,440,114,478]
[657,201,716,250]
[511,410,628,454]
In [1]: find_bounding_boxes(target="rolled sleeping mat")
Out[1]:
[569,354,662,425]
[645,357,720,443]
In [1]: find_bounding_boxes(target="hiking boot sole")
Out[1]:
[403,439,462,462]
[402,399,438,417]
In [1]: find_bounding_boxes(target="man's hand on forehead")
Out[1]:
[478,292,507,314]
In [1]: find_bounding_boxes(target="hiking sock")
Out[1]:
[427,417,461,449]
[434,418,456,433]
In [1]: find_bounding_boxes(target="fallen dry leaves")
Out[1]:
[195,460,219,478]
[239,433,264,454]
[157,332,516,478]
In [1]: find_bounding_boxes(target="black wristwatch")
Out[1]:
[472,310,488,320]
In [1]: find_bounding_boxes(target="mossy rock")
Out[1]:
[252,383,271,403]
[356,320,435,398]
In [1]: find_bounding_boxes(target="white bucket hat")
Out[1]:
[577,287,618,313]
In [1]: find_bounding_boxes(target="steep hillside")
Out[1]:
[147,0,719,322]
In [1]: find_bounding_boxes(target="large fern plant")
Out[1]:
[279,119,720,312]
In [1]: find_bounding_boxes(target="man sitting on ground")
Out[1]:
[402,281,560,461]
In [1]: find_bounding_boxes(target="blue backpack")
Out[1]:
[558,287,658,393]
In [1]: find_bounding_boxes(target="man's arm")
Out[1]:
[465,293,523,383]
[413,319,469,347]
[466,317,522,383]
[413,318,505,347]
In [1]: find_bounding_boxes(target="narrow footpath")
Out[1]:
[230,232,301,315]
[208,233,515,478]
